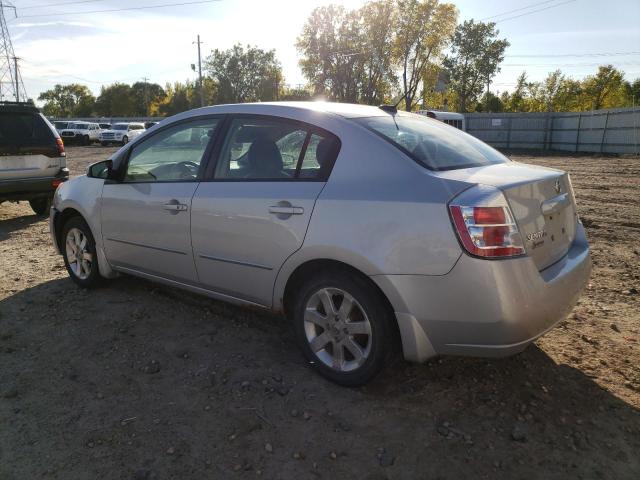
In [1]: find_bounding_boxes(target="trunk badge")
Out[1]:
[554,179,561,194]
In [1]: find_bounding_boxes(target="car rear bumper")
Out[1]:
[374,223,591,362]
[0,168,69,201]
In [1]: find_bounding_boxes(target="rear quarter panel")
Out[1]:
[272,118,468,309]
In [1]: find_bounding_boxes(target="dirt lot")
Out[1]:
[1,146,638,479]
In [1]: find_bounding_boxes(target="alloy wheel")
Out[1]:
[65,227,93,280]
[304,287,372,372]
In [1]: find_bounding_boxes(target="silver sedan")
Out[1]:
[49,102,591,386]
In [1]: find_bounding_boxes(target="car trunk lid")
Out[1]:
[435,162,579,271]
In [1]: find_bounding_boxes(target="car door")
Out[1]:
[101,116,222,283]
[191,115,340,306]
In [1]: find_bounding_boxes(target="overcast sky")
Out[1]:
[5,0,640,102]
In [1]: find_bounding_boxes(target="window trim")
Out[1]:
[112,114,226,184]
[201,113,341,183]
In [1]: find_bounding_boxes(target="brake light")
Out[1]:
[450,205,525,258]
[52,178,65,188]
[56,138,65,156]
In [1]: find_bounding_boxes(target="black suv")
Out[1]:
[0,102,69,215]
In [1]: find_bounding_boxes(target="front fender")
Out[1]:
[51,176,117,278]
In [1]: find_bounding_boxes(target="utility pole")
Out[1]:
[1,1,28,102]
[193,34,204,107]
[141,76,149,116]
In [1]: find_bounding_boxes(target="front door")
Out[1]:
[191,115,340,306]
[101,117,221,283]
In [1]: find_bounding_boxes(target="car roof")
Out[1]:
[0,101,40,114]
[190,101,390,119]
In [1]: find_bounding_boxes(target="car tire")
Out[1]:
[61,216,104,288]
[121,136,128,146]
[291,269,395,387]
[29,197,51,216]
[100,142,108,147]
[83,135,90,146]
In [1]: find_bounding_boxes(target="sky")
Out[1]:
[4,0,640,103]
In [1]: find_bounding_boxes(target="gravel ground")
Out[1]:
[0,146,638,480]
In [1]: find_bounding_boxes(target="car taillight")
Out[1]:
[52,178,65,188]
[56,138,65,156]
[449,205,525,258]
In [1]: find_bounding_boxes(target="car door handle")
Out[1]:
[269,206,304,215]
[163,201,188,212]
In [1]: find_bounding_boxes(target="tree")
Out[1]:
[130,82,166,116]
[443,20,509,112]
[205,44,282,103]
[357,0,397,104]
[94,83,135,116]
[582,65,626,110]
[296,5,364,102]
[394,0,457,111]
[38,84,95,117]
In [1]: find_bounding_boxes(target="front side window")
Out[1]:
[353,113,508,171]
[123,118,219,182]
[214,117,339,181]
[113,124,128,131]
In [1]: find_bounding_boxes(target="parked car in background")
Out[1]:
[54,121,71,135]
[144,121,159,129]
[417,110,466,131]
[99,123,111,130]
[1,101,68,216]
[49,102,591,386]
[60,121,102,145]
[99,122,145,146]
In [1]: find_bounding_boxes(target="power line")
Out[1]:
[14,0,222,19]
[20,0,106,11]
[505,51,640,58]
[494,0,577,23]
[481,0,559,21]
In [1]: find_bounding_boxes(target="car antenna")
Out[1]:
[379,92,408,116]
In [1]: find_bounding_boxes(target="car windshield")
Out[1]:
[54,122,68,129]
[73,123,89,130]
[112,124,128,130]
[353,113,509,171]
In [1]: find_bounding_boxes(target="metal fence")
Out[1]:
[464,107,640,154]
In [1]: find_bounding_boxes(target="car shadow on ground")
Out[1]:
[1,276,638,479]
[0,210,43,242]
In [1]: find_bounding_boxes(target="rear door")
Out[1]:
[191,115,340,306]
[0,111,62,180]
[101,116,222,283]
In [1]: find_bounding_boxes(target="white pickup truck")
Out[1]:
[59,121,102,145]
[99,122,146,146]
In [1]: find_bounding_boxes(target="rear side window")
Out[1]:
[353,113,508,171]
[214,117,340,181]
[0,113,53,146]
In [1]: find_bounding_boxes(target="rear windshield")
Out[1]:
[353,113,509,171]
[0,113,54,146]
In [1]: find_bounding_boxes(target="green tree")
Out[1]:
[37,83,95,117]
[280,86,312,101]
[296,5,364,102]
[394,0,457,111]
[130,82,166,116]
[443,20,510,112]
[582,65,626,110]
[357,0,397,104]
[205,44,282,103]
[94,83,135,116]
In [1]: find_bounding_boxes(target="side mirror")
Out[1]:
[87,159,113,179]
